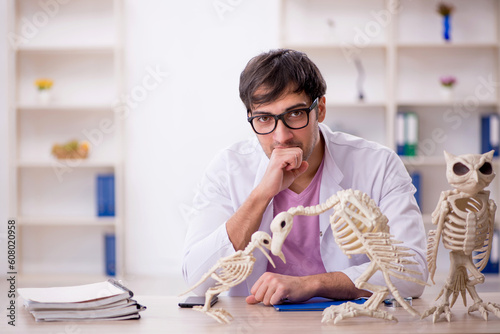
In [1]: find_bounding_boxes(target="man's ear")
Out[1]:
[317,96,326,123]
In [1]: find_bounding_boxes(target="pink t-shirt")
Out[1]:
[266,159,327,276]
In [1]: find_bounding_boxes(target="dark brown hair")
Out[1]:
[239,49,327,112]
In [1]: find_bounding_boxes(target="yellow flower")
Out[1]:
[35,79,53,90]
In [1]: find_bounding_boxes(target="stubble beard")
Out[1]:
[266,122,320,162]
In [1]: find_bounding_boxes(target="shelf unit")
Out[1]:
[8,0,124,277]
[279,0,500,226]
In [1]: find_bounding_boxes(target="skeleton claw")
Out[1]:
[468,301,500,321]
[421,304,452,323]
[193,306,234,324]
[322,302,398,324]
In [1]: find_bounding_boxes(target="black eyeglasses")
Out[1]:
[247,97,319,135]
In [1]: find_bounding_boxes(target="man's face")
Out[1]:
[249,91,326,160]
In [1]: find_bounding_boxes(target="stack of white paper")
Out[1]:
[17,279,146,322]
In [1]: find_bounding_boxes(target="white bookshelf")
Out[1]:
[8,0,124,277]
[279,0,500,225]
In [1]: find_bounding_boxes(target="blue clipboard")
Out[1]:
[273,297,367,312]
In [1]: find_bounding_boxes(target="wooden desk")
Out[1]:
[12,292,500,333]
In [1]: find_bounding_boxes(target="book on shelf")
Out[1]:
[17,279,145,322]
[481,113,499,157]
[396,112,419,157]
[410,172,421,211]
[105,233,116,277]
[97,174,115,217]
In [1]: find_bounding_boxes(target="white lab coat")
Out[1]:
[182,124,428,297]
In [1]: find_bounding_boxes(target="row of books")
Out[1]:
[396,112,418,157]
[17,279,145,322]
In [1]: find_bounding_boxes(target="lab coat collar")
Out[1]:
[318,123,345,237]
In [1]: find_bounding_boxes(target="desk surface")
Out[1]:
[11,291,500,334]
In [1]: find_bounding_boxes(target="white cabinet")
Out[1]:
[279,0,500,225]
[8,0,124,276]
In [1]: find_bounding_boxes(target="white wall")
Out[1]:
[122,1,280,277]
[0,0,8,274]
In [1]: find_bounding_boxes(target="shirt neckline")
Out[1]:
[281,157,325,200]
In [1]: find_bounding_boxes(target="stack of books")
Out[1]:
[17,279,146,322]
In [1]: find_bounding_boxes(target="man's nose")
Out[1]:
[272,119,293,142]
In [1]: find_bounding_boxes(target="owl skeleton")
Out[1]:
[270,189,427,324]
[423,150,500,322]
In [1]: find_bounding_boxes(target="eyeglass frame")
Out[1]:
[247,97,319,135]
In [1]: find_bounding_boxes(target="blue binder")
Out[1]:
[273,297,367,312]
[97,174,115,217]
[411,172,421,210]
[396,112,405,156]
[105,233,116,276]
[481,114,499,156]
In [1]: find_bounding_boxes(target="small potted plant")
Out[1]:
[51,140,90,160]
[34,78,53,104]
[439,75,456,101]
[437,2,454,42]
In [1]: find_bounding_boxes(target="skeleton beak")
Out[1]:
[277,250,286,264]
[473,171,479,183]
[257,244,277,268]
[271,234,287,264]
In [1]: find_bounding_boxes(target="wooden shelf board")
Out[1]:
[327,102,387,108]
[397,42,499,49]
[282,42,387,50]
[401,156,446,166]
[17,160,117,169]
[15,45,115,54]
[402,156,500,167]
[397,101,498,107]
[17,216,117,227]
[16,104,114,111]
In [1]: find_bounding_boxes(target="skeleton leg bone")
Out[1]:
[322,262,397,323]
[193,287,234,324]
[423,253,472,322]
[421,262,459,322]
[462,255,500,320]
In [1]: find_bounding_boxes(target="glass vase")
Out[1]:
[37,89,51,104]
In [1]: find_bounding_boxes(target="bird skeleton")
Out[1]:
[422,151,500,322]
[179,231,284,324]
[270,189,427,324]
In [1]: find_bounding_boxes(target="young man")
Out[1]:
[182,49,428,306]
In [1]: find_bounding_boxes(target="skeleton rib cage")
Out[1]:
[328,191,423,281]
[182,251,257,297]
[443,194,490,256]
[211,255,255,287]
